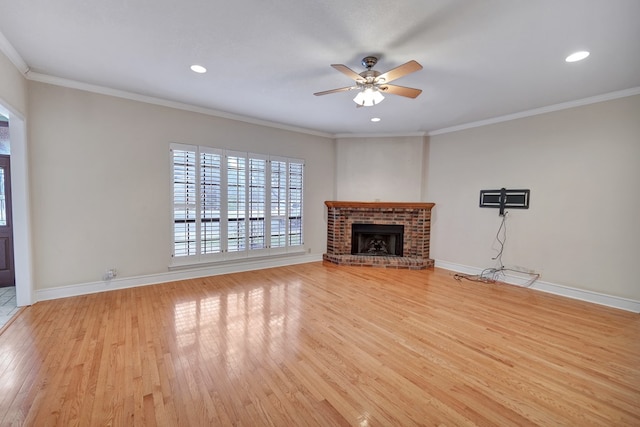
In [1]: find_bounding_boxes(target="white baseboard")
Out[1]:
[36,254,323,302]
[434,260,640,313]
[34,255,640,313]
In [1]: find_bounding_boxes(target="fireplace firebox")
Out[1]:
[351,224,404,256]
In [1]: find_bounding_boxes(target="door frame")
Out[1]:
[0,99,34,306]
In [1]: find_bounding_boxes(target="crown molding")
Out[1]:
[25,71,335,139]
[428,87,640,136]
[5,24,639,142]
[0,30,29,74]
[335,132,427,139]
[19,70,640,141]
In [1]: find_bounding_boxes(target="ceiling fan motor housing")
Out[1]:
[361,56,379,69]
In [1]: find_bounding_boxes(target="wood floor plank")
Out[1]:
[0,262,638,426]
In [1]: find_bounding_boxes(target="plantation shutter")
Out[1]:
[171,145,198,257]
[270,159,287,249]
[200,148,223,255]
[171,144,304,264]
[248,155,268,252]
[226,151,247,254]
[288,160,304,248]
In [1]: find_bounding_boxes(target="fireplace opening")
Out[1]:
[351,224,404,256]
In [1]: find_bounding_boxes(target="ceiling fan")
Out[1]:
[314,56,423,107]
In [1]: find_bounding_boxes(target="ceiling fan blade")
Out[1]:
[331,64,365,82]
[379,84,422,98]
[314,86,358,96]
[376,60,423,84]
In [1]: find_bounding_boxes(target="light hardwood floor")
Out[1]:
[0,262,638,426]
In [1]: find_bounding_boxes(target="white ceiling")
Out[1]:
[1,0,639,136]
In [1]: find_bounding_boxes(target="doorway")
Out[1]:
[0,115,17,327]
[0,155,14,287]
[0,101,33,307]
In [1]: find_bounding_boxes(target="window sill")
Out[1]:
[168,249,308,272]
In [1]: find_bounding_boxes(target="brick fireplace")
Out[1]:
[323,201,435,269]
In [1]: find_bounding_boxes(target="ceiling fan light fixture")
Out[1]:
[353,87,384,106]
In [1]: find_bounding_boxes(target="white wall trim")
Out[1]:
[0,30,29,74]
[15,60,640,143]
[0,98,34,307]
[434,260,640,313]
[36,254,322,302]
[335,132,427,139]
[28,68,640,140]
[4,24,639,142]
[428,87,640,136]
[25,71,334,139]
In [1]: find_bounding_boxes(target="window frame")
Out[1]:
[170,143,304,266]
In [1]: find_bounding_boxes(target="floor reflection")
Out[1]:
[173,281,301,374]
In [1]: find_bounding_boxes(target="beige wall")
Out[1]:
[0,50,28,116]
[5,48,640,303]
[426,95,640,300]
[28,82,335,289]
[336,136,425,201]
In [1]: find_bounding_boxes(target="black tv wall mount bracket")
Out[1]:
[479,188,530,216]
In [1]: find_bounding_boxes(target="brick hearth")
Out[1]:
[323,201,435,269]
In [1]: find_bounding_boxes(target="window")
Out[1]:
[171,144,304,264]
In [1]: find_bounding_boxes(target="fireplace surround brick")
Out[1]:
[323,201,435,269]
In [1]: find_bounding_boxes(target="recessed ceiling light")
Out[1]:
[565,51,590,63]
[190,64,207,73]
[371,117,381,122]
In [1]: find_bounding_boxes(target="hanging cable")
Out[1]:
[491,211,508,268]
[453,267,502,283]
[453,211,541,287]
